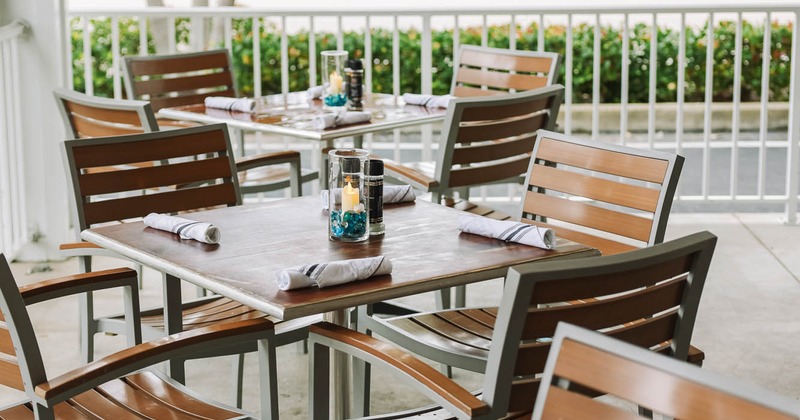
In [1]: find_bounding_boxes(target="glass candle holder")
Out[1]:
[321,50,348,108]
[328,149,369,242]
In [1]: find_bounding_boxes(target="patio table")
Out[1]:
[81,197,597,418]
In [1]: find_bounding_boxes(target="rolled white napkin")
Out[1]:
[457,215,556,250]
[321,185,416,209]
[143,213,221,244]
[306,85,324,100]
[204,96,256,113]
[402,93,454,108]
[277,256,393,291]
[314,111,372,130]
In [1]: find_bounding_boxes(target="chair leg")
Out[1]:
[257,339,279,420]
[78,256,96,364]
[33,404,55,420]
[309,341,330,420]
[289,154,302,198]
[435,288,451,310]
[453,285,466,308]
[352,306,371,417]
[232,353,245,409]
[134,263,144,289]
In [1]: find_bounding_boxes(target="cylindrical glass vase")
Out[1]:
[321,50,348,108]
[328,149,369,242]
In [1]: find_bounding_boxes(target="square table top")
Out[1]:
[157,92,447,142]
[81,197,597,320]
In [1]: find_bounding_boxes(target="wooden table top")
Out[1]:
[82,197,597,320]
[157,92,447,142]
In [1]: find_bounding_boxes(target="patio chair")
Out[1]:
[534,323,800,419]
[354,129,692,413]
[316,230,717,418]
[451,44,561,97]
[61,123,321,414]
[120,49,316,195]
[0,256,273,419]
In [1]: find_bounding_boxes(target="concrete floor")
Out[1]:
[1,212,799,417]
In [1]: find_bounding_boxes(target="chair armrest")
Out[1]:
[309,322,488,418]
[34,317,275,406]
[235,150,301,172]
[382,158,439,191]
[58,241,127,259]
[19,268,138,306]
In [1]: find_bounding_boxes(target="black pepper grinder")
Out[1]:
[346,59,364,110]
[367,159,384,236]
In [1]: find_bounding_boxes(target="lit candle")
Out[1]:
[341,177,359,212]
[328,70,343,94]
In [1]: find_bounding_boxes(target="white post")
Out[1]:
[784,11,800,224]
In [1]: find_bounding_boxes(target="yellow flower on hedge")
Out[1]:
[243,54,251,65]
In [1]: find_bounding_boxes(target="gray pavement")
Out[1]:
[1,211,799,417]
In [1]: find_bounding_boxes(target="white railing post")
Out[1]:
[702,13,714,200]
[82,17,92,95]
[309,17,317,87]
[421,14,433,161]
[784,11,800,224]
[280,16,289,95]
[253,17,261,98]
[591,14,600,140]
[620,13,629,145]
[112,16,121,99]
[730,12,743,200]
[565,14,573,135]
[647,13,657,149]
[759,12,772,199]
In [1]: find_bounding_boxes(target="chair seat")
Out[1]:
[0,371,248,419]
[526,220,638,256]
[237,163,317,189]
[138,296,274,333]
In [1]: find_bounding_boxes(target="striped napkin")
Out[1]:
[204,96,256,113]
[321,184,416,209]
[402,93,454,108]
[277,256,392,291]
[314,111,372,130]
[143,213,220,244]
[457,215,556,250]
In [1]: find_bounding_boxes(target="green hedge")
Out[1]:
[71,17,793,103]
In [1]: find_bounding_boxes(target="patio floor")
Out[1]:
[2,211,799,416]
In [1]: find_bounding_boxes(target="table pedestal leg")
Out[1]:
[163,273,185,383]
[323,308,350,420]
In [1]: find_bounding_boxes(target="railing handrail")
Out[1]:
[0,19,28,42]
[67,4,800,18]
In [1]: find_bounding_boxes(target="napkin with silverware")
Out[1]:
[321,184,416,209]
[314,111,372,130]
[277,256,392,290]
[143,213,221,244]
[204,96,256,113]
[402,93,454,108]
[457,215,556,249]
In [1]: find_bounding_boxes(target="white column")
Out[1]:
[0,0,72,260]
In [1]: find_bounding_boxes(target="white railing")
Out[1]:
[66,4,800,221]
[0,20,29,260]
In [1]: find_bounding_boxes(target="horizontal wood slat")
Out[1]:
[459,48,555,73]
[513,342,551,377]
[529,164,661,213]
[0,322,15,355]
[149,90,235,112]
[529,253,692,304]
[127,52,230,77]
[460,98,550,122]
[83,184,237,226]
[452,85,506,97]
[72,115,145,138]
[133,71,233,97]
[386,318,488,358]
[71,130,228,169]
[553,339,795,420]
[536,137,669,184]
[524,191,654,242]
[456,67,548,92]
[79,156,233,196]
[541,385,643,420]
[125,372,246,418]
[0,354,24,391]
[449,155,530,188]
[457,113,546,143]
[607,311,679,350]
[65,101,143,126]
[69,388,142,419]
[523,276,687,339]
[411,313,493,348]
[452,135,535,166]
[506,379,541,414]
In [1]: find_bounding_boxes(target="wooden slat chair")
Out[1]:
[61,124,320,415]
[0,256,273,419]
[121,49,316,196]
[451,44,561,97]
[315,231,717,419]
[534,323,800,420]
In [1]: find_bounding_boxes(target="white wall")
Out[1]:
[1,0,71,261]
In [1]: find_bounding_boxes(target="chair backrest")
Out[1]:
[534,323,800,419]
[478,231,717,418]
[122,49,237,112]
[451,45,561,97]
[520,130,684,255]
[53,88,158,139]
[0,256,45,394]
[431,85,563,202]
[62,124,241,236]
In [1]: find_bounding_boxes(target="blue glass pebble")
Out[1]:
[324,93,347,107]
